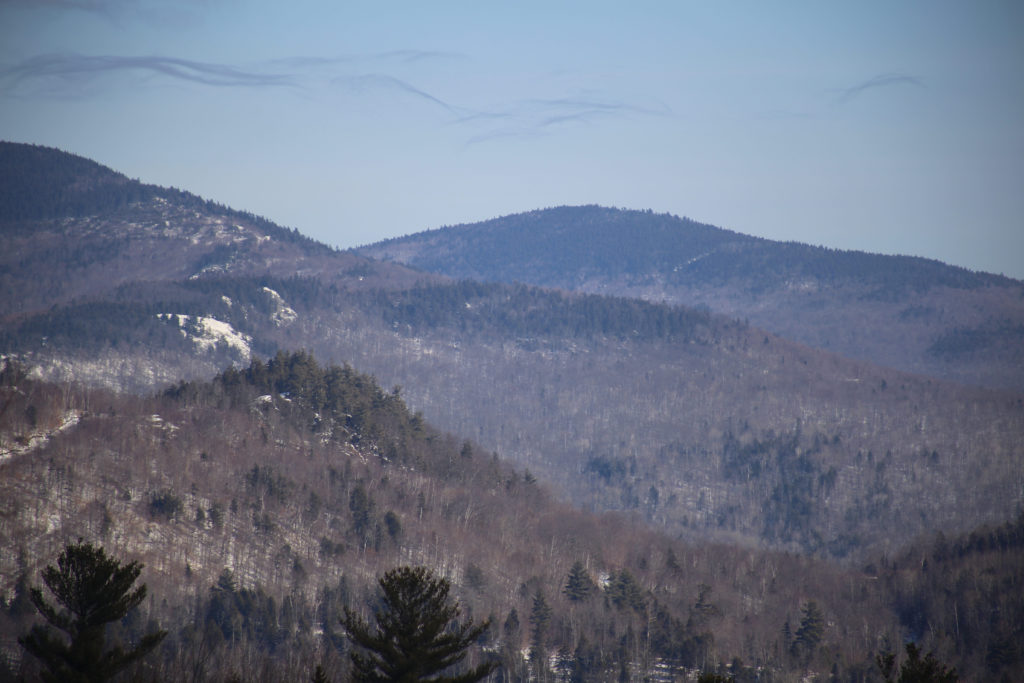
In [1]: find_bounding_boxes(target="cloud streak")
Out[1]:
[332,73,462,115]
[0,0,130,14]
[460,95,671,145]
[0,49,670,146]
[0,53,296,92]
[268,50,462,71]
[836,73,924,104]
[0,0,212,28]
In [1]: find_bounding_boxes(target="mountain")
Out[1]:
[0,142,431,391]
[2,141,1022,566]
[356,205,1024,392]
[0,143,429,319]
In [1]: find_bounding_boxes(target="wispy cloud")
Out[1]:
[0,0,131,14]
[0,0,211,28]
[375,50,464,65]
[835,73,924,104]
[332,73,462,115]
[0,53,296,93]
[460,95,671,145]
[268,51,462,71]
[0,48,670,145]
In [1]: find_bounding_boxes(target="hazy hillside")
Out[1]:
[3,359,1020,680]
[356,205,1024,391]
[2,142,1022,566]
[0,142,431,320]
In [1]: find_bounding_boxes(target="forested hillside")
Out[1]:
[2,143,1021,565]
[3,356,1018,681]
[0,142,428,321]
[357,206,1024,391]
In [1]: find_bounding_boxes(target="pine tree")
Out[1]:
[529,590,552,647]
[529,590,553,681]
[310,663,331,683]
[791,601,824,662]
[342,566,495,682]
[563,561,595,602]
[18,540,167,683]
[877,643,958,683]
[350,484,374,541]
[697,672,735,683]
[503,608,520,638]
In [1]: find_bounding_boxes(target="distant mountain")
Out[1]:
[2,142,1022,567]
[356,205,1024,391]
[0,142,430,320]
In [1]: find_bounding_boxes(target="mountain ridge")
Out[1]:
[360,204,1015,290]
[0,141,435,321]
[356,205,1024,391]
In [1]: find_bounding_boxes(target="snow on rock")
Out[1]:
[0,410,81,462]
[158,314,252,358]
[16,352,209,394]
[261,287,298,326]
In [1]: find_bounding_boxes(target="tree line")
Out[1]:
[12,539,967,682]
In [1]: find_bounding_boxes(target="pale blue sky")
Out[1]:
[2,1,1022,278]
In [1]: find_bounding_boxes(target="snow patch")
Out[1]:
[158,314,252,358]
[0,410,81,462]
[147,414,178,433]
[261,287,298,326]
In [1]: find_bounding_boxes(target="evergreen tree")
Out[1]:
[791,601,824,661]
[877,643,958,683]
[528,590,553,680]
[562,561,595,602]
[606,569,646,613]
[502,608,519,639]
[342,566,495,682]
[697,672,735,683]
[350,484,374,541]
[529,590,552,647]
[18,540,167,683]
[691,583,720,626]
[665,548,682,574]
[310,663,331,683]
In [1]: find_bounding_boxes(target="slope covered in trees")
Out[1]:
[2,145,1022,563]
[0,142,427,320]
[10,263,1019,561]
[356,205,1024,391]
[4,355,1016,680]
[359,205,1007,293]
[0,141,320,249]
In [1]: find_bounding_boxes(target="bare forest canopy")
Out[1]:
[2,357,1022,680]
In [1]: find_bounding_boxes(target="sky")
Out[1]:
[2,1,1023,279]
